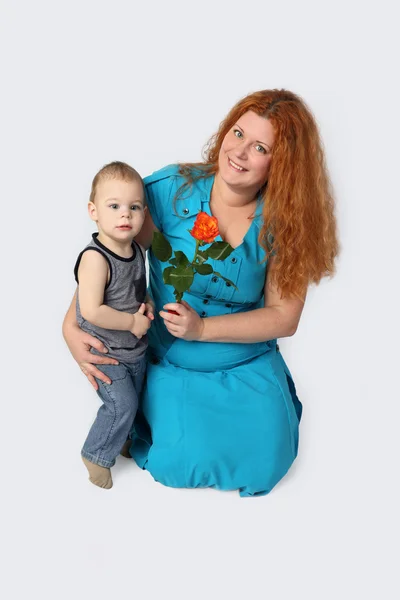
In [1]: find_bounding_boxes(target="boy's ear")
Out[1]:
[88,202,97,222]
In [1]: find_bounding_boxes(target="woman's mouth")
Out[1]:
[228,158,247,172]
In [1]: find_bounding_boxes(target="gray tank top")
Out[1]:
[74,233,148,362]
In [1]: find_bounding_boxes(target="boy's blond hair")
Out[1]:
[90,161,144,204]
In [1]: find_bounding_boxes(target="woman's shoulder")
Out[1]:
[144,164,210,189]
[144,164,182,188]
[143,164,211,217]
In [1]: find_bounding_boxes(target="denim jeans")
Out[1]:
[81,358,146,468]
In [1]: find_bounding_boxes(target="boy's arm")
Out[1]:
[78,250,139,332]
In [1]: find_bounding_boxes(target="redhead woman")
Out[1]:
[63,89,338,496]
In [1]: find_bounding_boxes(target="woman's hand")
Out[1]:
[63,322,118,390]
[159,300,204,341]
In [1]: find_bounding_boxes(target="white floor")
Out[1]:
[5,322,398,600]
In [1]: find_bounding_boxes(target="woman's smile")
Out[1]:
[228,157,247,172]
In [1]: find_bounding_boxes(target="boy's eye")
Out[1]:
[110,204,119,209]
[131,205,141,210]
[233,129,243,138]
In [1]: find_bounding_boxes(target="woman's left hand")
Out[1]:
[159,300,204,340]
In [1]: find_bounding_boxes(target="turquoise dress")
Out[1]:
[130,165,302,497]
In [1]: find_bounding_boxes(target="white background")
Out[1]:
[1,0,399,598]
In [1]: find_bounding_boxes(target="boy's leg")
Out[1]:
[120,358,147,459]
[81,363,140,487]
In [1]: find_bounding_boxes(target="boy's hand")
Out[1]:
[130,303,151,339]
[145,295,155,321]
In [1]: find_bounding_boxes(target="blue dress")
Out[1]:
[131,165,302,497]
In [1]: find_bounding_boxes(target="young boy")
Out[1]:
[74,161,153,489]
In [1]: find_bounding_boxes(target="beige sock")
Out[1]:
[120,439,132,458]
[82,456,113,489]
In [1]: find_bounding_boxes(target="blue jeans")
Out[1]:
[81,358,146,468]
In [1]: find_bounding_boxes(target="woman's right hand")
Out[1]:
[63,322,118,390]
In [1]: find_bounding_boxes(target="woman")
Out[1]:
[63,89,338,497]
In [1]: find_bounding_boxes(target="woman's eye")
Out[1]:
[233,129,243,138]
[255,145,266,154]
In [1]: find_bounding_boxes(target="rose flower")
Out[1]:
[189,212,219,244]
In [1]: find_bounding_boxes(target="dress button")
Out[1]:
[150,357,160,365]
[212,276,218,283]
[231,257,237,264]
[203,299,209,305]
[225,303,232,308]
[225,281,231,287]
[182,208,189,215]
[201,311,207,317]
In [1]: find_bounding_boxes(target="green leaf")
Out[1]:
[152,232,172,262]
[195,263,213,275]
[207,242,234,260]
[169,250,190,267]
[196,250,208,264]
[170,265,195,292]
[163,266,176,286]
[163,265,194,293]
[213,271,239,291]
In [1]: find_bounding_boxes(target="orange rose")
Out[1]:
[189,212,219,244]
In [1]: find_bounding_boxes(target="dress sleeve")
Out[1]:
[144,164,180,231]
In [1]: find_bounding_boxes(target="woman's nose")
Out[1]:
[234,141,248,159]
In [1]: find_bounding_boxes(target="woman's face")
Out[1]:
[218,110,275,194]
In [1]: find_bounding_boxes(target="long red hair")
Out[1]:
[178,89,339,299]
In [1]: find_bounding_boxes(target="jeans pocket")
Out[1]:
[96,363,128,382]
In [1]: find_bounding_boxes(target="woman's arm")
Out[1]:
[160,259,306,343]
[62,290,119,390]
[199,276,305,343]
[134,209,158,249]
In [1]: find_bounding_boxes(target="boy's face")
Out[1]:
[88,178,146,242]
